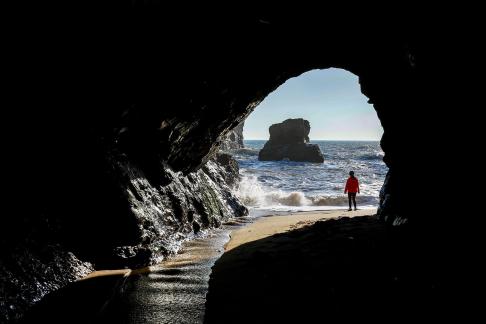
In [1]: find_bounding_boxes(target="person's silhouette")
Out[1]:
[344,171,360,211]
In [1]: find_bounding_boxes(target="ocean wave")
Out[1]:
[264,191,310,206]
[237,175,379,208]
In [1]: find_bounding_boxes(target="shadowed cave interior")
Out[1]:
[1,5,477,323]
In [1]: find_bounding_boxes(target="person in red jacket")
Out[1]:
[344,171,360,211]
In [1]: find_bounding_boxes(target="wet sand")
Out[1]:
[205,207,470,323]
[204,210,440,323]
[21,209,465,323]
[21,209,382,323]
[20,217,254,324]
[225,209,375,251]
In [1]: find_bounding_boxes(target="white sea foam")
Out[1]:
[237,174,379,212]
[233,140,387,212]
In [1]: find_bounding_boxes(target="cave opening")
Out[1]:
[3,7,473,322]
[228,68,387,213]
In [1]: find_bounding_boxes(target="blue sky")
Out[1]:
[244,68,383,141]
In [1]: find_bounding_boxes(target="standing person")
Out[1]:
[344,171,360,211]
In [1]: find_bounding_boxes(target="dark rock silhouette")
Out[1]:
[258,119,324,163]
[1,5,472,321]
[1,152,247,322]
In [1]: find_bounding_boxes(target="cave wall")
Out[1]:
[2,4,470,322]
[1,147,246,322]
[1,144,247,322]
[219,122,245,152]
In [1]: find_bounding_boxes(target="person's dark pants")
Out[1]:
[348,192,357,210]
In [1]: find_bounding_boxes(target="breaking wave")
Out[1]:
[237,175,379,210]
[234,140,386,212]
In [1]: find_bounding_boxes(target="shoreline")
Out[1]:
[204,209,390,323]
[226,208,376,251]
[22,209,378,322]
[81,208,377,279]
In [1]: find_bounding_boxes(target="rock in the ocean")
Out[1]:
[258,119,324,163]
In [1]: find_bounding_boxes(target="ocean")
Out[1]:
[233,140,387,213]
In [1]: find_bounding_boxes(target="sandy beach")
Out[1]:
[24,210,380,323]
[225,209,376,251]
[204,209,400,323]
[80,209,376,283]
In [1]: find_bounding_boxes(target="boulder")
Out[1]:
[258,119,324,163]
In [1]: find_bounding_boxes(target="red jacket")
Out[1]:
[345,177,360,193]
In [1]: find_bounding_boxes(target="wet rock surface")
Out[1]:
[219,122,245,152]
[19,218,254,324]
[1,152,246,322]
[258,119,324,162]
[0,244,93,324]
[112,152,247,268]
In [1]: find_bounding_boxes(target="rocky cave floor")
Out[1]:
[19,216,465,323]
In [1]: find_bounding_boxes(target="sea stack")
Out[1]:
[258,118,324,163]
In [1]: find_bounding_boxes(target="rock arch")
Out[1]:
[2,5,467,321]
